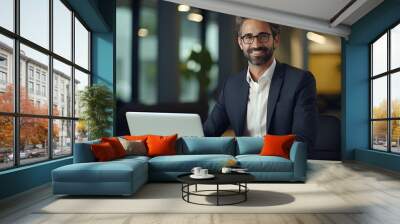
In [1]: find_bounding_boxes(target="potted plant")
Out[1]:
[180,46,214,104]
[79,84,114,140]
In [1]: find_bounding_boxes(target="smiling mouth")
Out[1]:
[251,50,266,56]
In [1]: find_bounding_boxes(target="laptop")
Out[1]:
[126,112,205,137]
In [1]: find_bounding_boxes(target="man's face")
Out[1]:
[238,19,280,66]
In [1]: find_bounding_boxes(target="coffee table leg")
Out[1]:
[195,184,198,192]
[245,183,247,201]
[217,184,219,206]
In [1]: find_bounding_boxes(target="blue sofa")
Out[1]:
[52,137,307,196]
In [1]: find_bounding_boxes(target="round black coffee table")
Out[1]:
[177,173,255,206]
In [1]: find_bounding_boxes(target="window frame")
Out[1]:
[0,0,92,171]
[370,20,400,154]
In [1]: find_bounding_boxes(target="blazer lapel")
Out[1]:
[237,70,249,136]
[267,62,285,133]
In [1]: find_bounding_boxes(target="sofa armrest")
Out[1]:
[73,140,100,163]
[289,141,307,181]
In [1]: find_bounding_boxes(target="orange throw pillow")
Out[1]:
[146,134,178,157]
[91,142,117,161]
[123,135,148,141]
[101,137,127,158]
[259,134,296,159]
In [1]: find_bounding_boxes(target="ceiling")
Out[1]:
[162,0,384,38]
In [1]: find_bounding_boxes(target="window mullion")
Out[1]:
[49,0,53,160]
[370,45,373,149]
[71,10,76,154]
[14,0,21,167]
[388,29,391,152]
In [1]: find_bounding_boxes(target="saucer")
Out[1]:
[190,174,215,179]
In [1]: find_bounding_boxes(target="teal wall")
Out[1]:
[0,158,72,199]
[343,0,400,171]
[0,0,115,200]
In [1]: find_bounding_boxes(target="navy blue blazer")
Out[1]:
[204,62,318,148]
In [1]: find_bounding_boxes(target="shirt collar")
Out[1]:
[246,58,276,84]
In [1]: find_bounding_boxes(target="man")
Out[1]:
[203,17,318,148]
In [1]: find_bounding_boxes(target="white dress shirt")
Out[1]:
[244,58,276,136]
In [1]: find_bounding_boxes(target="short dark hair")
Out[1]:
[235,17,281,38]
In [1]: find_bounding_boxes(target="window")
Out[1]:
[0,116,13,170]
[53,119,72,158]
[28,81,34,94]
[179,9,202,102]
[28,67,34,80]
[138,0,157,105]
[36,83,41,95]
[0,71,6,85]
[53,0,72,60]
[74,17,89,70]
[0,0,14,32]
[20,0,49,49]
[42,85,46,97]
[371,23,400,154]
[35,70,41,81]
[0,0,91,170]
[74,69,89,119]
[53,59,72,117]
[0,55,7,67]
[0,35,14,114]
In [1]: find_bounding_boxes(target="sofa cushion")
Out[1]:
[236,137,263,155]
[178,137,235,155]
[148,154,235,172]
[114,155,150,163]
[236,155,293,172]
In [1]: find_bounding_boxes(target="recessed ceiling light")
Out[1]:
[178,4,190,12]
[138,28,148,37]
[187,13,203,23]
[307,32,326,44]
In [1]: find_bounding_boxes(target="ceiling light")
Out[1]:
[178,4,190,12]
[187,13,203,23]
[138,28,148,37]
[306,32,326,44]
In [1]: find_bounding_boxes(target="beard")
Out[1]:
[243,46,274,66]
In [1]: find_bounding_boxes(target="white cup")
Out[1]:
[191,167,202,176]
[200,169,208,176]
[221,167,232,174]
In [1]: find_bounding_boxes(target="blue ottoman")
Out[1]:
[52,156,148,196]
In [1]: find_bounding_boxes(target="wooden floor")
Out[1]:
[1,160,400,224]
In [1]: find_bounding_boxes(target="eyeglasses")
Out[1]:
[240,32,272,44]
